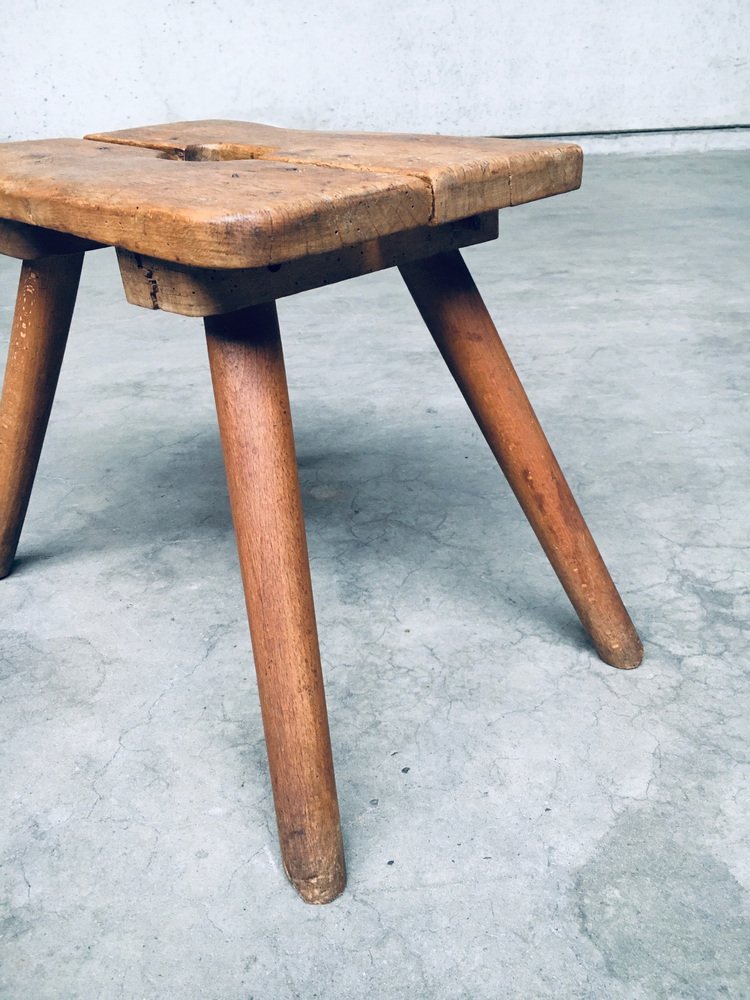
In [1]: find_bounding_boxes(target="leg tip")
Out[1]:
[286,855,347,905]
[597,634,644,670]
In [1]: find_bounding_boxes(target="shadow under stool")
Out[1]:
[0,120,643,903]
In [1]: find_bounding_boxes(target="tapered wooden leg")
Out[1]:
[205,302,346,903]
[0,254,84,578]
[400,251,643,669]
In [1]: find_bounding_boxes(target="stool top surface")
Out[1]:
[0,120,582,269]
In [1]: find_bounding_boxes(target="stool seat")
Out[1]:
[0,119,640,905]
[0,120,581,268]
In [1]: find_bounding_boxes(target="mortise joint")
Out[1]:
[132,253,159,309]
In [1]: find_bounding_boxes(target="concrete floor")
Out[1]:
[1,152,748,999]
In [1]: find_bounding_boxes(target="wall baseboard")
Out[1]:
[498,126,750,155]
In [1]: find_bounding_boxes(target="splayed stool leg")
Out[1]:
[0,253,83,578]
[400,251,642,669]
[205,301,346,903]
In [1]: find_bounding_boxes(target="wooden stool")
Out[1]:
[0,121,642,903]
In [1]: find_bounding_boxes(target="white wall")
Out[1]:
[1,1,748,141]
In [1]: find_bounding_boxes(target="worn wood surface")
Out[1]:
[0,138,430,269]
[0,254,83,578]
[118,213,499,315]
[88,119,583,220]
[205,303,346,903]
[400,251,643,669]
[0,121,580,269]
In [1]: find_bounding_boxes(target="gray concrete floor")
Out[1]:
[1,152,748,999]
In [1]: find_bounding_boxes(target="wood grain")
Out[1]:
[117,213,499,315]
[0,139,431,270]
[0,121,580,269]
[205,303,345,903]
[0,254,84,578]
[400,251,643,669]
[87,119,583,220]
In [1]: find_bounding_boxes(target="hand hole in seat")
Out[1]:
[183,143,276,162]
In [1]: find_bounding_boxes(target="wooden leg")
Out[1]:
[0,254,84,578]
[400,251,643,669]
[205,302,346,903]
